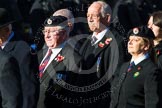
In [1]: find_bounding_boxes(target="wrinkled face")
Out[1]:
[148,16,161,37]
[43,26,67,48]
[128,36,148,55]
[87,3,105,33]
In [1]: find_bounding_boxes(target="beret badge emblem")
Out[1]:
[133,28,139,34]
[47,19,52,25]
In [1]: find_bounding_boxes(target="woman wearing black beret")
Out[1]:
[110,26,160,108]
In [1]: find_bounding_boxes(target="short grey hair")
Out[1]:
[53,9,74,27]
[92,1,112,18]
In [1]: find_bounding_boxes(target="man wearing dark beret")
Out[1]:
[110,26,160,108]
[36,15,82,108]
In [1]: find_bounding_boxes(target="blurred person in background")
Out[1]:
[0,46,22,108]
[0,8,38,108]
[0,0,28,41]
[148,11,162,70]
[148,11,162,107]
[112,0,162,36]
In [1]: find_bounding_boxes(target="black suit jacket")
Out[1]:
[3,33,38,108]
[77,27,126,108]
[154,41,162,108]
[110,58,160,108]
[154,41,162,71]
[0,50,22,108]
[37,43,82,108]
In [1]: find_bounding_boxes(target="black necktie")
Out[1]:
[91,36,97,45]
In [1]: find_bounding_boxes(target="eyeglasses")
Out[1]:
[42,29,65,35]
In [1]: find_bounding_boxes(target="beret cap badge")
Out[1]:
[44,16,68,27]
[128,26,155,39]
[47,19,52,25]
[133,28,139,35]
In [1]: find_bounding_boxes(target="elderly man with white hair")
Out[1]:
[78,1,126,108]
[36,14,83,108]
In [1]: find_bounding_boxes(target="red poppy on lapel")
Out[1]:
[156,50,160,56]
[55,54,65,62]
[105,38,112,45]
[137,66,141,71]
[98,42,105,48]
[98,37,112,48]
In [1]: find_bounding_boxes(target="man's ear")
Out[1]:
[68,22,73,32]
[105,14,111,23]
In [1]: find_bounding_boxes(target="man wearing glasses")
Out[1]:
[36,15,82,108]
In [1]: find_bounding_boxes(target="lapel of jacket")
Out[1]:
[3,31,25,52]
[115,62,129,102]
[79,37,91,56]
[38,46,52,64]
[3,32,20,52]
[40,48,66,82]
[3,41,16,52]
[119,62,129,85]
[38,49,44,64]
[94,32,112,57]
[52,49,66,68]
[111,62,130,107]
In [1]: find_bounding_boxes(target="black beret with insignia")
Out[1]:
[128,26,155,39]
[44,15,68,27]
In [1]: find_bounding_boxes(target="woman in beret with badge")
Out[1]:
[110,26,160,108]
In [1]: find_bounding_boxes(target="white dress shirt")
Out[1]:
[40,42,66,72]
[92,28,109,45]
[130,53,149,65]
